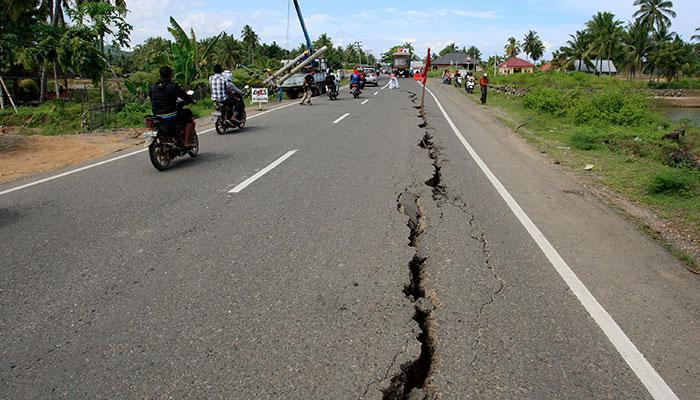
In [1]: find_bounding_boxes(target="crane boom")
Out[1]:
[293,0,313,52]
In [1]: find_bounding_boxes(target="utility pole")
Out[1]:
[494,52,497,76]
[354,41,363,66]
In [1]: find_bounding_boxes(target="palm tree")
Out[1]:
[622,20,652,79]
[586,12,624,75]
[504,37,520,58]
[692,27,699,41]
[241,25,260,65]
[522,30,540,62]
[530,39,545,63]
[556,30,591,71]
[633,0,676,33]
[313,33,333,50]
[439,43,458,57]
[465,46,482,64]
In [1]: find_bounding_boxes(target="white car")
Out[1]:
[363,68,379,86]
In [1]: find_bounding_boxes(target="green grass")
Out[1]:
[457,73,699,266]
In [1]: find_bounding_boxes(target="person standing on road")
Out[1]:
[383,72,399,90]
[480,73,490,104]
[300,69,315,106]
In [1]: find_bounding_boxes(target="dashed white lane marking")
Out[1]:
[228,149,297,193]
[333,113,350,124]
[374,91,379,96]
[361,100,369,105]
[0,102,298,197]
[422,83,680,400]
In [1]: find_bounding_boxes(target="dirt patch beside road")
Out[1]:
[0,128,144,185]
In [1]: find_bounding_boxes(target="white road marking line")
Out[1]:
[374,91,379,96]
[423,83,680,400]
[361,100,369,105]
[0,102,297,197]
[333,113,350,124]
[228,149,297,193]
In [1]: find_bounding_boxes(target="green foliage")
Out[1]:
[569,88,660,126]
[168,17,221,88]
[569,127,606,150]
[522,88,570,116]
[647,170,697,197]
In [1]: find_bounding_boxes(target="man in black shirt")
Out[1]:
[300,69,315,105]
[149,66,196,147]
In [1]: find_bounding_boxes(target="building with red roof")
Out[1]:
[499,57,535,75]
[539,63,553,72]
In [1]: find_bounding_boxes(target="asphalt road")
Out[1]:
[1,78,698,400]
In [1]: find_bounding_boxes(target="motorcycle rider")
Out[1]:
[350,69,361,89]
[324,70,338,94]
[149,66,196,148]
[222,69,246,123]
[209,64,237,123]
[466,71,476,93]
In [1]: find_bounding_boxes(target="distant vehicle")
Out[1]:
[363,68,378,86]
[392,48,411,78]
[280,59,328,99]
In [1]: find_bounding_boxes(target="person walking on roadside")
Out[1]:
[480,73,489,104]
[300,69,315,105]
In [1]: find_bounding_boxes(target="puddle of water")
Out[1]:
[657,107,700,126]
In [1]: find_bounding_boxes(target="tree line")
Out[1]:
[1,0,377,106]
[553,0,698,81]
[398,0,697,82]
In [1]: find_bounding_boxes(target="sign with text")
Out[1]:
[251,88,269,103]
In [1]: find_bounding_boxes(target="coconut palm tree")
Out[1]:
[586,12,624,75]
[241,25,260,65]
[465,46,482,64]
[530,39,545,63]
[522,30,540,62]
[633,0,676,33]
[622,20,653,79]
[313,33,333,50]
[504,37,520,58]
[557,30,592,71]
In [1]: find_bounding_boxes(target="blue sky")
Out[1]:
[126,0,699,59]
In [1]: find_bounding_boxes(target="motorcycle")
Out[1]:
[213,86,249,135]
[466,78,475,94]
[454,75,463,87]
[350,83,362,99]
[327,83,339,100]
[144,91,198,171]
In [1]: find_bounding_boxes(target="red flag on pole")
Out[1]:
[422,48,431,84]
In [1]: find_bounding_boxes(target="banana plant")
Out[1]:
[167,17,221,88]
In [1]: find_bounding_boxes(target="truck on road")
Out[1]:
[392,48,411,78]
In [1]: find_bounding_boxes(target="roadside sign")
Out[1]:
[252,88,269,103]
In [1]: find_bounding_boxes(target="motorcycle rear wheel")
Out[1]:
[149,139,172,171]
[188,133,199,158]
[215,117,226,135]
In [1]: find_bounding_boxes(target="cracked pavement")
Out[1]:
[0,79,698,399]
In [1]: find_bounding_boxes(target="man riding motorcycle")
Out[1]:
[149,66,196,147]
[350,69,361,89]
[325,71,338,94]
[209,64,244,124]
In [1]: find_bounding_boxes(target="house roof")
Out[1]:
[499,57,535,68]
[539,63,553,72]
[573,59,617,73]
[432,52,477,66]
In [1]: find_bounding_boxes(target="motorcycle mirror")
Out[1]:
[186,90,195,96]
